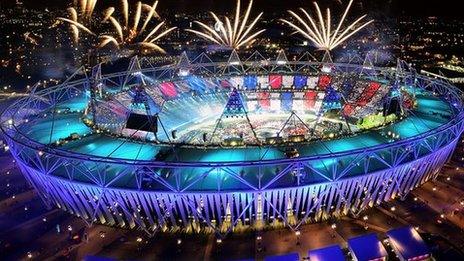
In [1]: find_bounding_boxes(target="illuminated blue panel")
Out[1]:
[63,134,160,160]
[341,80,354,97]
[186,76,207,93]
[293,75,307,89]
[322,86,342,110]
[244,75,258,90]
[281,92,293,111]
[308,245,345,261]
[21,113,92,144]
[56,93,89,111]
[265,253,299,261]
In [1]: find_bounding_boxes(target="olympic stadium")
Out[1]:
[1,51,464,235]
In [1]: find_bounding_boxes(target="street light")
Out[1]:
[295,230,301,245]
[330,223,337,238]
[362,215,369,230]
[136,236,144,252]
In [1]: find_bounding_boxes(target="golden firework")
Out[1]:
[56,0,98,43]
[98,0,175,53]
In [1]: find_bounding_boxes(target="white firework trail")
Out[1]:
[281,0,373,51]
[185,0,265,50]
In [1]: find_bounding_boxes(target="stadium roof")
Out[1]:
[308,244,345,261]
[348,233,388,261]
[386,226,431,261]
[264,253,299,261]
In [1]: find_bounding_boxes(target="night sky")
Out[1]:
[1,0,462,18]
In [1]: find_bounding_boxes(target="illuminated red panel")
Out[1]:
[258,92,270,108]
[403,97,414,110]
[304,91,317,109]
[159,82,177,98]
[343,103,354,116]
[370,82,380,88]
[317,75,332,90]
[356,82,381,106]
[269,74,282,89]
[220,80,232,88]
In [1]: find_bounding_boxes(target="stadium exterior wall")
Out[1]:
[12,136,458,234]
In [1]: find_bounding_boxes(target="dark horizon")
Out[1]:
[1,0,463,18]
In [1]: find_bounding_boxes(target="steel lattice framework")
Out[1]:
[1,51,464,237]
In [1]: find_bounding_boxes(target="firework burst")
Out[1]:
[281,0,373,51]
[98,0,176,53]
[56,0,98,43]
[23,32,42,46]
[185,0,265,50]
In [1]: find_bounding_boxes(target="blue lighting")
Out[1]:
[244,75,258,89]
[281,92,293,111]
[293,75,307,89]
